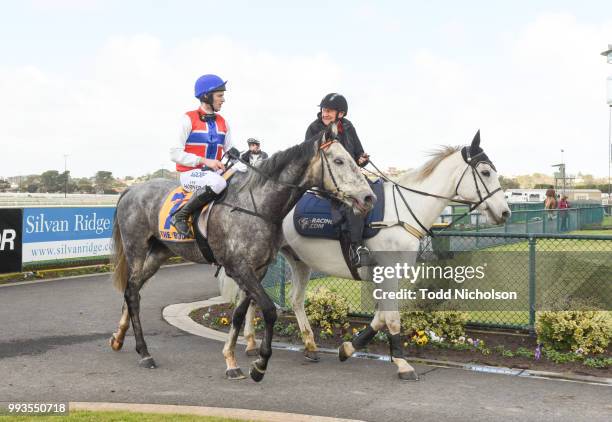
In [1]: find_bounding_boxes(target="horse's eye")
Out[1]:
[481,170,490,177]
[334,158,344,165]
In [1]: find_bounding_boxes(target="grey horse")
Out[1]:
[109,123,375,382]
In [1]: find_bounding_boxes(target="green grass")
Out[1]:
[1,410,254,421]
[569,229,612,236]
[485,236,612,252]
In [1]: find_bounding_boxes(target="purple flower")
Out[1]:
[473,339,480,348]
[534,344,542,360]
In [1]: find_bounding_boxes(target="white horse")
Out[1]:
[220,131,511,380]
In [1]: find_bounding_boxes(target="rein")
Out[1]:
[365,149,502,237]
[217,140,344,224]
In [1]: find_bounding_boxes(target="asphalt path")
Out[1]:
[1,264,610,422]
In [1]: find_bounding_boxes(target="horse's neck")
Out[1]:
[394,153,464,231]
[256,159,313,219]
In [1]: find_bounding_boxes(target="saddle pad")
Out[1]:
[293,179,385,240]
[158,187,196,242]
[158,169,237,242]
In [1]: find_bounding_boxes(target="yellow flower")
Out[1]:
[352,328,359,335]
[417,330,425,337]
[220,317,230,326]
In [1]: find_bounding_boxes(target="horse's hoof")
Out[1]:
[109,335,123,351]
[304,350,320,362]
[245,348,259,357]
[249,362,265,382]
[226,368,246,380]
[338,342,352,362]
[398,371,419,381]
[139,356,156,369]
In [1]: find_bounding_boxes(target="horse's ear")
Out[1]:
[471,130,481,149]
[324,122,338,142]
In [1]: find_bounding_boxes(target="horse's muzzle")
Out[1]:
[352,193,376,215]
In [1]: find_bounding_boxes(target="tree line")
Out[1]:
[0,169,178,194]
[1,170,607,194]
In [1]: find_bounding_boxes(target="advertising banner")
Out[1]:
[22,207,115,263]
[0,208,23,273]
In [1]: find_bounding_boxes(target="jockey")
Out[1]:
[169,74,235,236]
[305,93,371,266]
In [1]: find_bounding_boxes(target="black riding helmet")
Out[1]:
[319,93,348,115]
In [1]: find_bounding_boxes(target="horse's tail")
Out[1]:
[111,190,130,292]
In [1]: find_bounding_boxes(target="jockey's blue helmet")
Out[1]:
[194,74,227,99]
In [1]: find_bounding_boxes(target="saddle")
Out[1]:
[158,169,236,263]
[293,179,385,240]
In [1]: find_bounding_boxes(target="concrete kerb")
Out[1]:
[163,296,612,387]
[70,402,366,422]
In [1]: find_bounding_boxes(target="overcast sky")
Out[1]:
[1,0,612,179]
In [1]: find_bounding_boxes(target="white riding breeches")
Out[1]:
[179,169,227,194]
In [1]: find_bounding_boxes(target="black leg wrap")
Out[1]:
[389,333,403,359]
[352,326,377,350]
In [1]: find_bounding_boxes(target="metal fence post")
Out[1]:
[528,237,536,330]
[525,210,529,234]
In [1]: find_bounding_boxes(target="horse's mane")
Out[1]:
[242,135,318,190]
[400,146,461,183]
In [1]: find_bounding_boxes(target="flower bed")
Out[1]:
[190,303,612,378]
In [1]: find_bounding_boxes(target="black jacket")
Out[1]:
[305,115,365,165]
[240,150,268,163]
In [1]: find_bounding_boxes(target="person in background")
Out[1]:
[558,195,570,231]
[240,138,268,165]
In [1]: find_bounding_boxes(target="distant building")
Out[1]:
[504,188,602,204]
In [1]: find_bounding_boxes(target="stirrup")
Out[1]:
[171,214,191,236]
[350,245,371,267]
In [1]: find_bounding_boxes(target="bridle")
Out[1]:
[217,139,346,223]
[366,147,502,237]
[453,148,502,213]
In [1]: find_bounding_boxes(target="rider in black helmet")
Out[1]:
[305,93,371,266]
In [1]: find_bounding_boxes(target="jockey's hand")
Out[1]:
[357,153,370,167]
[202,158,225,172]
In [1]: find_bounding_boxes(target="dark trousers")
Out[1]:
[331,202,365,243]
[560,212,569,231]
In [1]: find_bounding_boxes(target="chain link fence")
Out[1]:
[262,231,612,330]
[439,204,609,234]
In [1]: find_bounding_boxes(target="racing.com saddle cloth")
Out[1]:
[293,179,385,239]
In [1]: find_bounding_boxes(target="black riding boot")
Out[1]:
[171,186,219,236]
[343,205,370,267]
